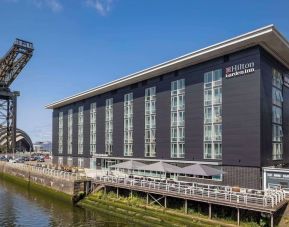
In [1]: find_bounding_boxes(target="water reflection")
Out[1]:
[0,178,128,227]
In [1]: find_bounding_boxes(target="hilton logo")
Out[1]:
[225,62,255,78]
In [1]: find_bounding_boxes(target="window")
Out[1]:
[90,158,96,169]
[213,87,222,104]
[67,109,73,155]
[272,87,283,107]
[272,68,283,160]
[273,124,283,142]
[78,158,84,168]
[58,156,63,166]
[204,69,222,88]
[78,106,84,155]
[67,157,73,167]
[105,98,113,155]
[214,143,222,159]
[273,143,283,160]
[204,69,222,159]
[272,106,282,124]
[273,68,283,89]
[204,125,212,141]
[213,106,222,123]
[58,112,63,154]
[214,124,222,141]
[171,79,185,158]
[204,107,212,124]
[204,89,212,106]
[90,103,97,155]
[124,93,133,156]
[145,87,156,157]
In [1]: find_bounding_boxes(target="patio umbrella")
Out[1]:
[138,161,183,178]
[109,160,147,177]
[181,164,225,177]
[109,160,146,170]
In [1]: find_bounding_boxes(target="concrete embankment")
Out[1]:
[0,161,90,203]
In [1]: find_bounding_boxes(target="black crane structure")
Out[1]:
[0,39,33,155]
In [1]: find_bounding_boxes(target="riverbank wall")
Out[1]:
[80,190,240,227]
[0,161,90,202]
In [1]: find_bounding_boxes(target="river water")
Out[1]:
[0,178,128,227]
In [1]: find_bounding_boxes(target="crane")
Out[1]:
[0,39,34,155]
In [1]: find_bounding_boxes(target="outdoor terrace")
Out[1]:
[93,175,289,227]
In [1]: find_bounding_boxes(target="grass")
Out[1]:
[79,190,240,227]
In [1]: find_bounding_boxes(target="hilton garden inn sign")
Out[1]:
[225,62,255,78]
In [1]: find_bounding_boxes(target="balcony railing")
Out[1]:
[94,175,286,209]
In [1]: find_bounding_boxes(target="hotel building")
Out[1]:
[46,25,289,189]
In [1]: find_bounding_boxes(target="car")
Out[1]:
[23,157,30,161]
[8,159,16,163]
[15,158,25,163]
[44,154,50,159]
[37,157,45,162]
[29,156,37,161]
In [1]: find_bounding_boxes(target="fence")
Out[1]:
[2,161,85,181]
[95,175,286,208]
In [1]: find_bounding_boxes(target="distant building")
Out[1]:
[46,25,289,189]
[0,128,33,153]
[33,141,52,153]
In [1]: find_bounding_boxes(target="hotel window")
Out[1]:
[67,109,73,155]
[90,158,96,169]
[124,93,133,156]
[67,157,73,167]
[145,87,156,157]
[273,68,283,89]
[203,69,222,159]
[78,106,84,155]
[171,79,185,158]
[78,158,84,168]
[58,112,63,154]
[90,103,97,155]
[272,87,283,107]
[105,98,113,155]
[272,69,283,160]
[58,157,63,166]
[272,106,282,124]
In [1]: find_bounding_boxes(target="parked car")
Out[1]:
[15,158,25,163]
[29,156,37,161]
[23,157,30,161]
[44,154,50,159]
[37,157,45,162]
[8,159,16,163]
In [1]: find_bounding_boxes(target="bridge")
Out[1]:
[92,175,288,227]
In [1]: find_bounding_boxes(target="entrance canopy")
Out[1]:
[138,161,183,173]
[181,164,224,176]
[109,160,146,170]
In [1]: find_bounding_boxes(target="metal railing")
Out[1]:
[2,162,85,181]
[95,175,286,208]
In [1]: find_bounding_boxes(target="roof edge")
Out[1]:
[46,24,287,109]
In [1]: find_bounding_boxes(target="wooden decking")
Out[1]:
[93,176,288,214]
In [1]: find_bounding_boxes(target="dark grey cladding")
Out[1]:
[52,45,289,190]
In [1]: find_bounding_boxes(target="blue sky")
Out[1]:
[0,0,289,142]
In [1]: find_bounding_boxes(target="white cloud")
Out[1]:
[85,0,113,16]
[1,0,63,12]
[32,0,63,12]
[2,0,117,14]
